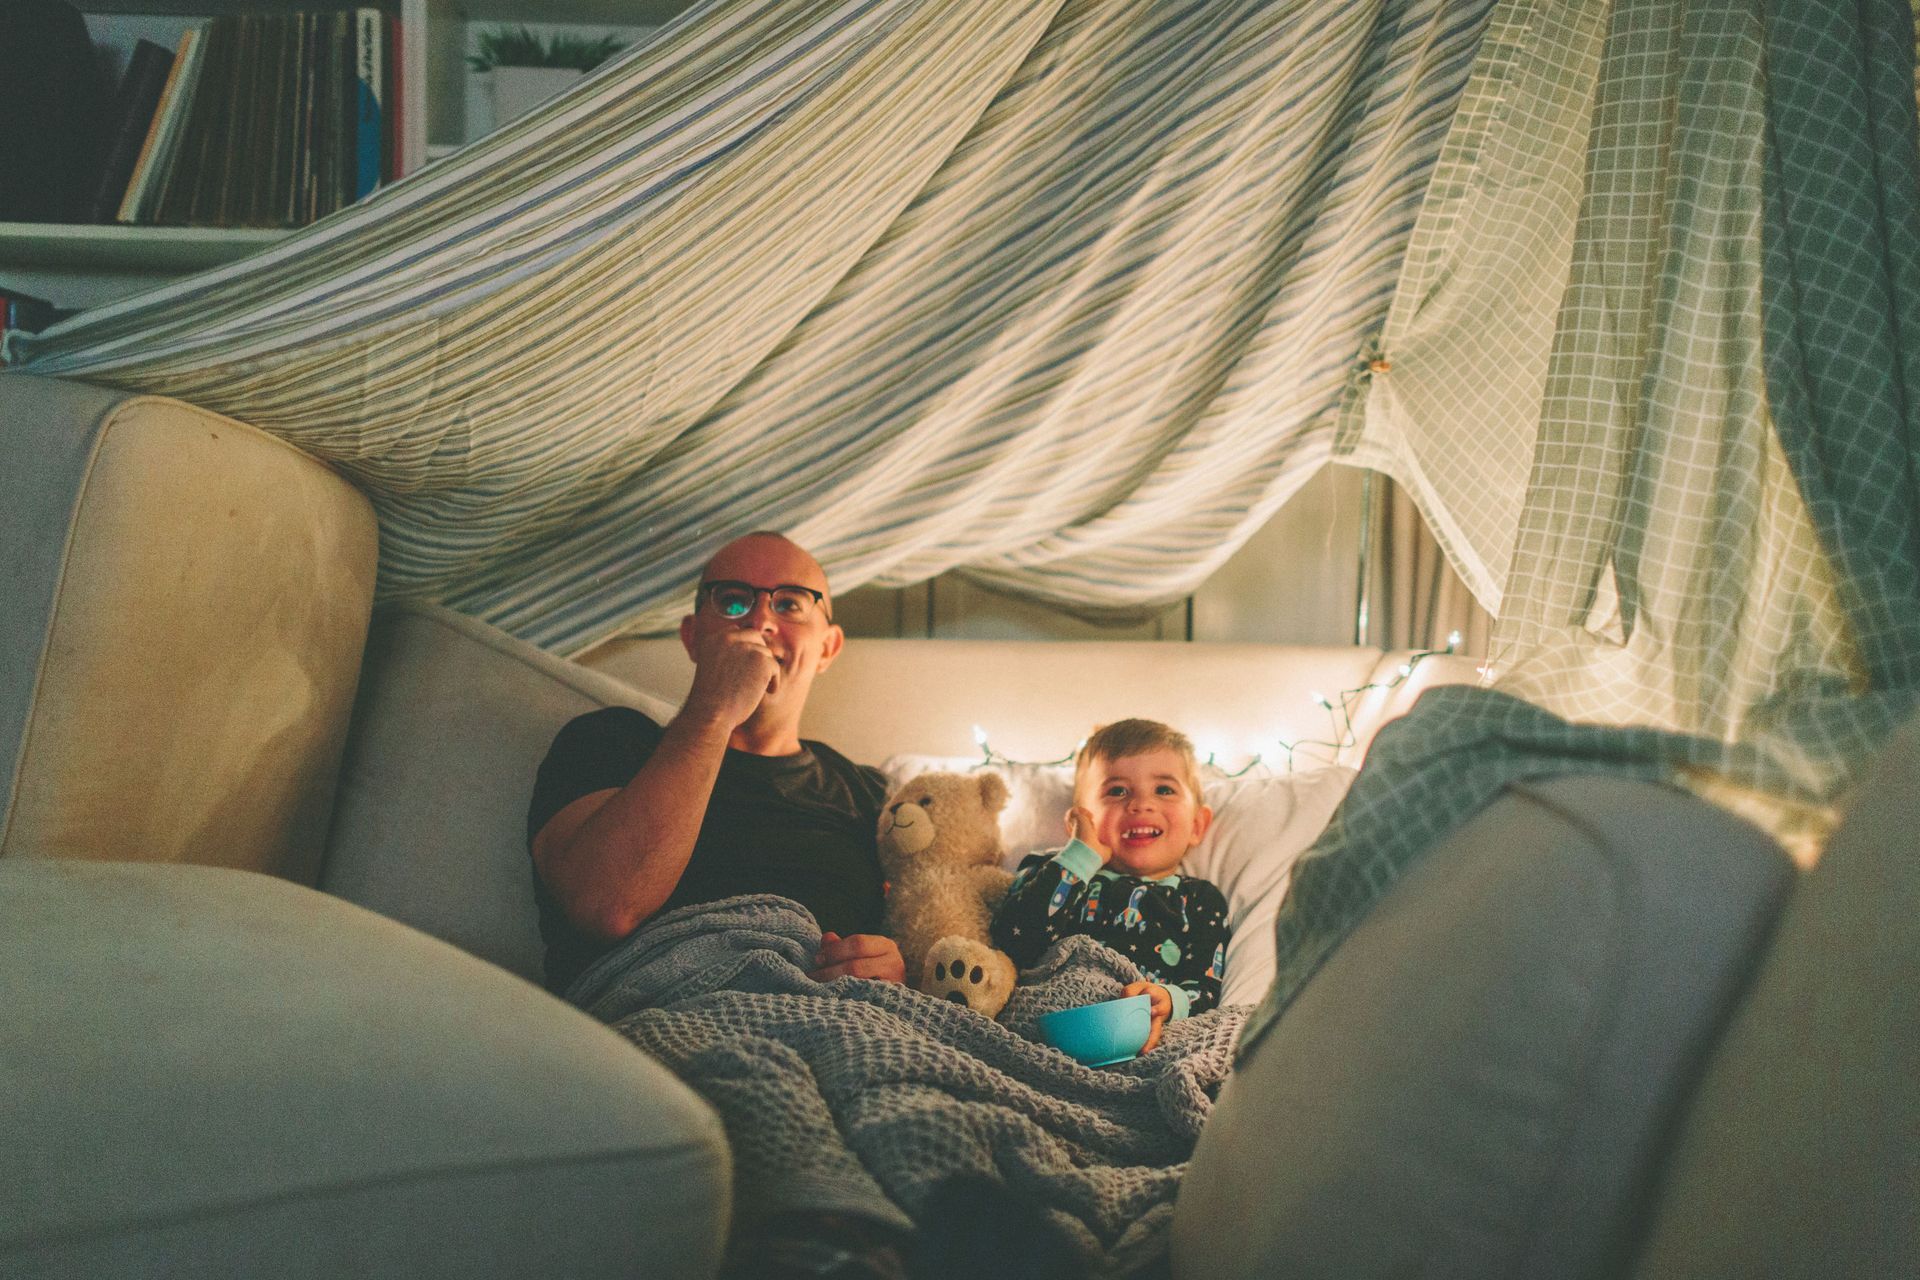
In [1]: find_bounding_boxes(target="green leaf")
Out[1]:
[467,25,626,72]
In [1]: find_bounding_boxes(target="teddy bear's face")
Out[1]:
[880,791,938,855]
[877,770,1009,877]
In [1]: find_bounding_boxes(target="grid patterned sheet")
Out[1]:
[1246,0,1920,1051]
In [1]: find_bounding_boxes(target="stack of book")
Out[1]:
[91,7,398,229]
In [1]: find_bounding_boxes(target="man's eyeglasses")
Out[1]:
[699,580,830,623]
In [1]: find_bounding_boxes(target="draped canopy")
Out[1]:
[9,0,1918,750]
[11,0,1495,653]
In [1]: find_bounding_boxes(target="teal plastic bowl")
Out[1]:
[1036,994,1152,1066]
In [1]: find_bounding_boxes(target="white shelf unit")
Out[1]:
[1,0,688,311]
[0,222,285,274]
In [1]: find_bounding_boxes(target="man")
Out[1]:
[527,531,907,997]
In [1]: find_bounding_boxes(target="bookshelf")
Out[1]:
[0,0,689,315]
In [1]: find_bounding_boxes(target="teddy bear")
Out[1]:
[878,769,1019,1017]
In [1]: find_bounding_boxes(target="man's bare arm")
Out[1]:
[531,631,775,940]
[530,711,732,939]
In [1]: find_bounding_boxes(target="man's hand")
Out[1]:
[1123,980,1172,1054]
[1066,806,1112,862]
[812,932,907,984]
[683,629,779,729]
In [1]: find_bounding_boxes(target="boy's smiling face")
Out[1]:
[1073,747,1213,879]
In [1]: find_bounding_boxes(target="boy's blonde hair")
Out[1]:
[1074,718,1204,795]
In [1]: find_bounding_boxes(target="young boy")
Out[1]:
[990,718,1230,1054]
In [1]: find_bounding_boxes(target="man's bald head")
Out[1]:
[699,532,832,616]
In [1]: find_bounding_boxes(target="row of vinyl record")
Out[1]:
[90,7,398,229]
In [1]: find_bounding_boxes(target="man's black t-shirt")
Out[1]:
[526,706,890,996]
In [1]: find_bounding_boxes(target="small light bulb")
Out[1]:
[1309,691,1331,708]
[1398,663,1413,678]
[1447,630,1462,651]
[972,724,988,746]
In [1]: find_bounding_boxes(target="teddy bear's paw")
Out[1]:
[922,937,1016,1018]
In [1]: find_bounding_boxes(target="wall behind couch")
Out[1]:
[836,464,1489,651]
[834,464,1363,643]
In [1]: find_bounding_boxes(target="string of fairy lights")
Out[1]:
[967,633,1469,777]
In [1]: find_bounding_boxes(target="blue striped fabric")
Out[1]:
[8,0,1492,654]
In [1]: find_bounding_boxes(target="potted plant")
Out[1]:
[468,26,627,127]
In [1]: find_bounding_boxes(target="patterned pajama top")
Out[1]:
[989,838,1229,1018]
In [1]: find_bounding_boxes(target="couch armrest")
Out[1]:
[1628,712,1920,1279]
[0,859,730,1280]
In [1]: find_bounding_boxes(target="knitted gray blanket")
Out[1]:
[568,894,1247,1277]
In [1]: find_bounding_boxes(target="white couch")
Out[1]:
[3,373,1912,1279]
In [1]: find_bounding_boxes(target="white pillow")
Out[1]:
[878,755,1355,1008]
[1192,766,1355,1006]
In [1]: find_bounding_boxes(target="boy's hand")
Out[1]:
[1066,806,1112,861]
[1123,980,1172,1054]
[812,931,907,984]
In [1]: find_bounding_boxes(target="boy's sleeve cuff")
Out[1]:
[1165,984,1192,1021]
[1055,838,1105,880]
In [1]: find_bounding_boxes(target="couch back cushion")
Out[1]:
[319,603,676,983]
[1,375,376,883]
[1172,775,1793,1280]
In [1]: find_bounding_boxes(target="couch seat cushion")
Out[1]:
[0,859,729,1280]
